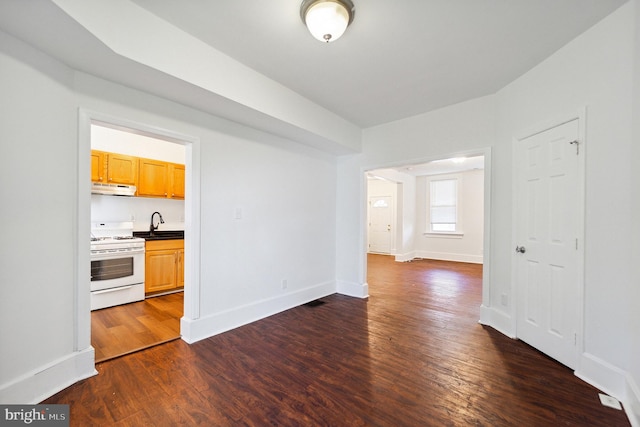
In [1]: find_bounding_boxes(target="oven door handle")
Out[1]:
[90,247,145,257]
[92,285,133,295]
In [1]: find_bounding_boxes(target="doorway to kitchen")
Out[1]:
[90,123,186,361]
[77,109,201,364]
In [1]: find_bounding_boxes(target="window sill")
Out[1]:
[423,231,464,239]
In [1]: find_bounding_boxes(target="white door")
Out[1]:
[514,118,582,369]
[368,196,392,253]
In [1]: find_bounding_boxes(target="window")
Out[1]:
[372,199,389,208]
[429,179,457,232]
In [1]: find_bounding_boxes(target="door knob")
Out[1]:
[515,246,526,254]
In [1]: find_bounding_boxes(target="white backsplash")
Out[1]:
[91,194,185,231]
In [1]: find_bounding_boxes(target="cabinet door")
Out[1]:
[138,158,168,197]
[91,151,106,183]
[169,164,185,199]
[176,249,184,288]
[145,249,178,293]
[107,153,138,185]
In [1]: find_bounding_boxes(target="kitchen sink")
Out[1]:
[133,230,184,240]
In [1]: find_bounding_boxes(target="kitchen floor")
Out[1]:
[91,292,183,362]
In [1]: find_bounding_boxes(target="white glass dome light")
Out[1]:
[301,0,355,43]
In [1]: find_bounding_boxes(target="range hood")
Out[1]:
[91,182,136,196]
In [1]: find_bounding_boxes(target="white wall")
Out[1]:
[0,28,338,403]
[337,2,639,422]
[415,170,484,264]
[0,30,95,403]
[630,0,640,421]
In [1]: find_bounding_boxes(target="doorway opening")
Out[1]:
[90,123,185,361]
[76,110,201,365]
[364,149,491,310]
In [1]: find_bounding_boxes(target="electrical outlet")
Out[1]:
[281,279,287,290]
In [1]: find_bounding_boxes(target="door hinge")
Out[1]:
[574,333,577,346]
[575,238,578,250]
[569,140,580,155]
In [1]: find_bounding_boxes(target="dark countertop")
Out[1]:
[133,230,184,241]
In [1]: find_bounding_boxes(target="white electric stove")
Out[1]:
[90,222,145,310]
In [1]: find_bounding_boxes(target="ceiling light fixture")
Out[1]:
[300,0,355,43]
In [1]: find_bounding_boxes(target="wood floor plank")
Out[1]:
[46,255,630,426]
[91,292,183,362]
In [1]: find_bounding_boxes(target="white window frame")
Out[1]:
[426,177,463,237]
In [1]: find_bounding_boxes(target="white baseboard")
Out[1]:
[414,250,483,264]
[478,304,516,338]
[181,280,336,344]
[622,373,640,427]
[623,371,640,427]
[0,347,97,404]
[575,352,640,426]
[394,252,416,262]
[336,280,368,298]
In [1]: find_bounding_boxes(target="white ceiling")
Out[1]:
[130,0,627,128]
[0,0,627,133]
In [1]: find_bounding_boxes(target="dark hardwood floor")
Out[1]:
[92,292,183,362]
[45,255,630,426]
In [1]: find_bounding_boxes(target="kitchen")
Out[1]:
[90,123,186,361]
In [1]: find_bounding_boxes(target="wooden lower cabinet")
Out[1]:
[145,239,184,294]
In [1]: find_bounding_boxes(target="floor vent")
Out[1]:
[598,394,622,410]
[304,300,326,307]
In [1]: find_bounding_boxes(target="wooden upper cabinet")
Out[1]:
[106,153,138,186]
[91,150,184,199]
[169,163,185,199]
[91,150,106,183]
[138,158,168,197]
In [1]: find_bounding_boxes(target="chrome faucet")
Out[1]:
[150,211,164,234]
